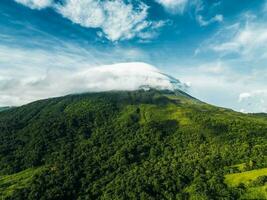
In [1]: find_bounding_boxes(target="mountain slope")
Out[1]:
[0,107,10,112]
[0,90,266,199]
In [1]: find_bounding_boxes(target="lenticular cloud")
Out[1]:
[74,62,187,92]
[0,62,188,106]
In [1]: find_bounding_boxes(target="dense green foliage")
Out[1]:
[0,90,266,199]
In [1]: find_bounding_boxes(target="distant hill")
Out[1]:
[0,107,10,112]
[0,90,266,199]
[250,113,267,118]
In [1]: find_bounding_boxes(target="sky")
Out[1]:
[0,0,267,113]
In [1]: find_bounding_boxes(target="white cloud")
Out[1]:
[0,62,186,106]
[74,62,186,91]
[178,72,243,111]
[15,0,53,9]
[239,93,252,102]
[57,0,152,41]
[173,59,267,113]
[207,14,267,60]
[136,20,168,41]
[155,0,205,15]
[193,9,267,113]
[155,0,188,14]
[197,14,223,26]
[239,90,267,113]
[197,61,225,74]
[14,0,165,41]
[0,43,185,106]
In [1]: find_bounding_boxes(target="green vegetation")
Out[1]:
[242,185,267,200]
[225,168,267,199]
[225,168,267,187]
[229,163,246,172]
[0,167,44,198]
[0,90,266,199]
[0,107,10,112]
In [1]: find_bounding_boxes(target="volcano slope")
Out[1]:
[0,90,266,199]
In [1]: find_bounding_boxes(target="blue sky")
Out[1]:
[0,0,267,113]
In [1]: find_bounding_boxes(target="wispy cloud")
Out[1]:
[239,90,267,113]
[155,0,222,27]
[155,0,189,14]
[174,59,267,113]
[202,12,267,61]
[192,5,267,113]
[196,14,223,26]
[14,0,166,41]
[196,61,226,74]
[212,24,267,58]
[155,0,206,16]
[15,0,53,9]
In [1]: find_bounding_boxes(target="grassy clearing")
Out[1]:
[138,104,192,126]
[0,167,44,198]
[225,167,267,199]
[225,167,267,187]
[241,185,267,199]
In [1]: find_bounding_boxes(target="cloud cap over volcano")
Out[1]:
[0,62,187,106]
[76,62,187,91]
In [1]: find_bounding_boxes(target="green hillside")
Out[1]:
[225,168,267,199]
[0,107,10,112]
[0,167,45,198]
[0,90,266,199]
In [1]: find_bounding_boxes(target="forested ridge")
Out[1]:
[0,107,10,112]
[0,90,266,199]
